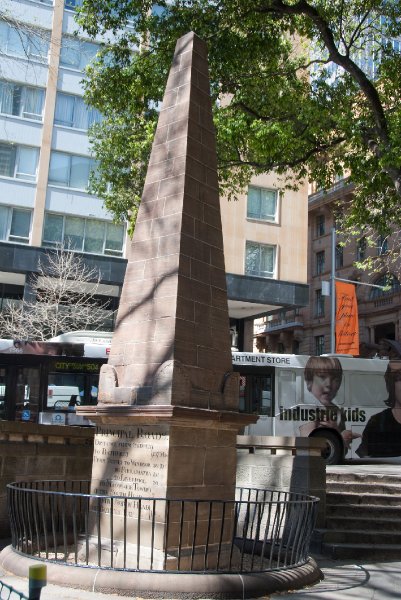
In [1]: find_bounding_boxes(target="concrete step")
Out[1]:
[321,542,401,560]
[326,471,401,485]
[326,481,401,495]
[319,528,401,545]
[326,515,397,532]
[321,471,401,560]
[326,491,401,506]
[326,503,401,519]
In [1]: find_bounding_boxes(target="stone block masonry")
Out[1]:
[97,32,235,409]
[0,421,94,538]
[78,31,256,572]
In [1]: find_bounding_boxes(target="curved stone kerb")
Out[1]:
[0,545,323,599]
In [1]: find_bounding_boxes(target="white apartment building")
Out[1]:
[0,0,309,349]
[0,0,125,327]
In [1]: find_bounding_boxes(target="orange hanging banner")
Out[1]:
[335,281,359,355]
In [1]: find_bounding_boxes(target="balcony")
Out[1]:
[256,315,304,334]
[309,178,354,208]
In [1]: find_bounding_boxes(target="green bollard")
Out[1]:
[28,564,47,600]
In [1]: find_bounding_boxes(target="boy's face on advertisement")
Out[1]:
[310,371,341,406]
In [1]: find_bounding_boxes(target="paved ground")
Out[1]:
[2,556,401,600]
[270,557,401,599]
[1,463,400,599]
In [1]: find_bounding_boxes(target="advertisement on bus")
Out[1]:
[234,352,401,464]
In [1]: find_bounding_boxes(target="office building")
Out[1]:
[256,178,401,358]
[302,181,401,358]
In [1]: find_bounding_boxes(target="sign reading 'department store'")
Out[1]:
[91,424,169,501]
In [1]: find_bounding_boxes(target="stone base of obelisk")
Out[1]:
[77,536,239,571]
[82,414,253,572]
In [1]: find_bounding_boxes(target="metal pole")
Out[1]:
[330,227,336,353]
[28,565,46,600]
[327,228,387,355]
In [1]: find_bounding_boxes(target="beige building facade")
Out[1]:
[221,171,309,350]
[0,0,126,329]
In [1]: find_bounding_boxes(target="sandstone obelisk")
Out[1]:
[79,31,255,569]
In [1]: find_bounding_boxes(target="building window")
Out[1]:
[65,0,82,9]
[315,289,324,317]
[315,335,325,356]
[0,206,31,244]
[0,143,38,181]
[369,274,400,300]
[48,151,96,190]
[0,80,45,121]
[356,236,366,261]
[377,235,388,255]
[54,92,101,129]
[0,21,49,62]
[316,214,325,237]
[316,250,325,275]
[335,244,344,269]
[245,241,276,278]
[247,186,278,222]
[42,213,125,256]
[0,283,24,311]
[60,37,99,71]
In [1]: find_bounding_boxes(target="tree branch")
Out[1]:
[257,0,389,145]
[220,134,347,171]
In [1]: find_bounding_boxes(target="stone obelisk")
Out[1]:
[79,31,255,569]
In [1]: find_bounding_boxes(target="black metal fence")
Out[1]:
[0,563,46,600]
[7,481,318,574]
[0,580,29,600]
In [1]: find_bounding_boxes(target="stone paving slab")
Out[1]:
[328,460,401,475]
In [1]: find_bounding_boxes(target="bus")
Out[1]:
[0,332,111,426]
[1,335,399,464]
[233,352,401,464]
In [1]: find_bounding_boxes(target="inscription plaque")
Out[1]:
[91,424,169,517]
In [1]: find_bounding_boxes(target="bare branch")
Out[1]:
[0,244,111,340]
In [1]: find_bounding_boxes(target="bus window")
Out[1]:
[89,377,98,405]
[0,368,6,419]
[47,373,85,409]
[258,376,272,415]
[15,368,40,422]
[348,373,387,407]
[239,376,246,412]
[277,370,296,408]
[239,374,274,416]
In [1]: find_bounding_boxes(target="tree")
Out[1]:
[76,0,401,243]
[0,246,111,340]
